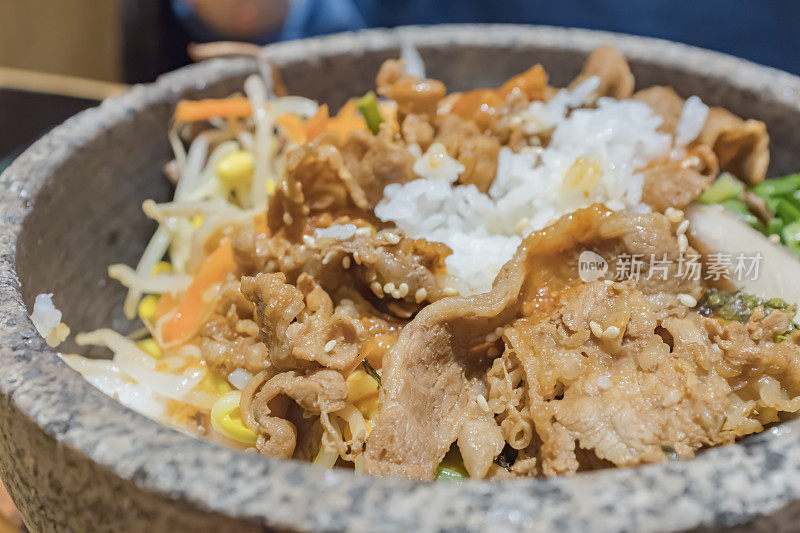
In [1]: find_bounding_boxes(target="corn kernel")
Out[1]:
[137,294,160,323]
[211,391,258,445]
[191,216,203,228]
[347,369,380,419]
[200,372,232,395]
[136,338,162,359]
[151,261,173,276]
[266,178,276,195]
[217,150,254,189]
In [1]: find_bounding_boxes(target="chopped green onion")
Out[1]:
[782,220,800,252]
[360,359,382,387]
[720,199,762,230]
[435,466,466,482]
[775,323,799,343]
[776,198,800,225]
[698,288,797,324]
[357,91,383,135]
[435,444,469,482]
[767,217,784,238]
[752,173,800,198]
[698,173,744,204]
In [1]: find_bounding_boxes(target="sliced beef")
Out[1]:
[635,85,769,186]
[339,128,418,208]
[365,206,657,479]
[640,147,717,212]
[435,114,501,193]
[268,142,370,241]
[249,369,348,458]
[570,45,635,99]
[376,58,446,121]
[696,107,770,185]
[241,272,367,371]
[633,85,685,136]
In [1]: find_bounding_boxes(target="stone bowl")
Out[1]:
[2,24,800,533]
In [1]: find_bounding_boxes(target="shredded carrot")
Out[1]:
[276,113,307,144]
[153,292,177,322]
[327,98,368,137]
[174,97,253,123]
[160,242,235,344]
[305,104,330,141]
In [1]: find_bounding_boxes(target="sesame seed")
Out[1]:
[677,234,689,253]
[602,326,620,339]
[476,394,491,413]
[302,235,315,247]
[604,279,613,286]
[383,282,396,293]
[495,327,504,336]
[282,212,293,225]
[443,287,458,296]
[415,288,427,303]
[324,340,337,353]
[355,227,371,236]
[353,251,361,265]
[391,290,402,299]
[680,156,700,169]
[597,375,612,389]
[385,232,401,245]
[589,320,603,338]
[665,207,684,224]
[342,256,351,269]
[485,333,497,343]
[370,281,384,297]
[321,251,335,265]
[677,293,697,307]
[397,283,409,298]
[676,220,689,235]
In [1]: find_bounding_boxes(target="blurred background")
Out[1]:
[0,0,797,530]
[2,0,799,166]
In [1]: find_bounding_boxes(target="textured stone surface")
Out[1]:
[3,24,800,532]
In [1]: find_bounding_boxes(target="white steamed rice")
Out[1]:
[376,79,707,294]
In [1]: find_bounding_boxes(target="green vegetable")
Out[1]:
[775,198,800,225]
[435,466,466,481]
[768,217,785,238]
[775,324,799,343]
[360,359,382,387]
[783,220,800,252]
[357,91,383,135]
[752,173,800,198]
[698,288,796,324]
[720,199,762,230]
[435,445,469,482]
[698,173,744,204]
[700,172,800,260]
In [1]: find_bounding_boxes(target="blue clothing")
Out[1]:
[173,0,800,75]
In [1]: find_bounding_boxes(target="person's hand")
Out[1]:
[186,0,290,39]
